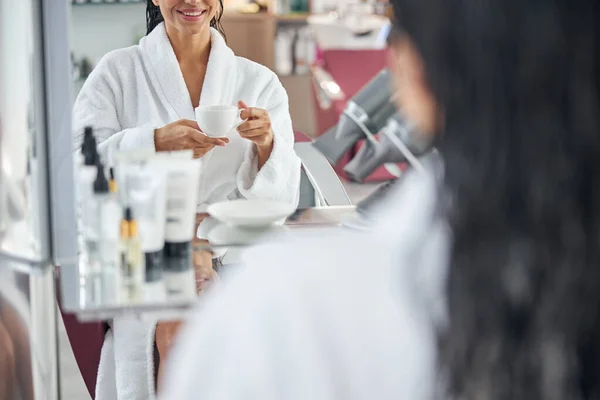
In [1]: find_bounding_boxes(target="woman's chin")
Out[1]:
[175,22,211,36]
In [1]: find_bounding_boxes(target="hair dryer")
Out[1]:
[313,69,396,164]
[343,113,432,182]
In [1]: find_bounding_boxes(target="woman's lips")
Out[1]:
[177,9,207,22]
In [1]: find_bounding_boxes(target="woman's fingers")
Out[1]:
[237,119,270,132]
[239,106,267,121]
[193,249,217,293]
[188,129,229,146]
[196,213,209,227]
[178,119,202,130]
[192,148,207,159]
[239,127,269,138]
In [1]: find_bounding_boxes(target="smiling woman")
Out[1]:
[146,0,226,37]
[73,0,302,398]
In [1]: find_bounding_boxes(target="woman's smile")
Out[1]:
[176,8,208,22]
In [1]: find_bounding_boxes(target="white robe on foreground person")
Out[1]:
[160,157,449,400]
[73,22,301,210]
[74,22,301,400]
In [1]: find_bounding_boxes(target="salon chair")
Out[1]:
[294,131,352,208]
[60,130,352,399]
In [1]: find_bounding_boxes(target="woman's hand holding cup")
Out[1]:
[154,119,229,159]
[236,101,274,150]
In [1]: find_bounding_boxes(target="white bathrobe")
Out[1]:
[73,23,301,210]
[72,23,301,400]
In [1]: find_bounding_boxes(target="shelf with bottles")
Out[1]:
[69,126,211,322]
[74,299,195,322]
[275,12,310,23]
[274,22,315,76]
[68,239,235,322]
[68,205,358,322]
[68,125,359,322]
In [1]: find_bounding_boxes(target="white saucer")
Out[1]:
[207,199,296,228]
[207,223,288,246]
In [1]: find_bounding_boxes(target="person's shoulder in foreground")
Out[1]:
[159,162,448,400]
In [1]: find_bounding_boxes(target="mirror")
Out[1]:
[67,0,392,397]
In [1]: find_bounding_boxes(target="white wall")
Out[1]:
[70,2,147,100]
[70,2,147,67]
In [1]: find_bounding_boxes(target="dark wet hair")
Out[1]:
[390,0,600,398]
[146,0,226,39]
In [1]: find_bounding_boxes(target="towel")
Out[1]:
[74,23,301,399]
[95,329,117,400]
[95,318,157,400]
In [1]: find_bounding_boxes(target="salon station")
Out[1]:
[0,0,431,398]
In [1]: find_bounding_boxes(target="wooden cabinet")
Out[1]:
[221,12,316,136]
[221,13,277,70]
[280,74,315,136]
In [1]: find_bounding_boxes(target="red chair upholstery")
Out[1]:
[311,49,395,182]
[294,130,312,143]
[57,274,103,399]
[60,312,103,398]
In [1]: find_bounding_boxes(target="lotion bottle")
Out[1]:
[92,163,121,305]
[118,207,145,303]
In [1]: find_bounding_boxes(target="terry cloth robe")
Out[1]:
[72,23,301,400]
[159,155,449,400]
[73,23,301,211]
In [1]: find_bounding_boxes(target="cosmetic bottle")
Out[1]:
[77,128,103,306]
[118,207,145,303]
[128,162,168,302]
[92,163,121,305]
[153,159,201,301]
[75,126,95,170]
[113,151,174,302]
[108,167,118,195]
[78,128,100,235]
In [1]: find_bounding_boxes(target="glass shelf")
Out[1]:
[75,299,196,322]
[66,206,360,322]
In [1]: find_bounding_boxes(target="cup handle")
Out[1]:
[233,108,248,130]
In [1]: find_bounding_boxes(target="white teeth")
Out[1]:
[182,11,203,16]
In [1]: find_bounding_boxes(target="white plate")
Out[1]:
[207,199,296,228]
[207,223,288,246]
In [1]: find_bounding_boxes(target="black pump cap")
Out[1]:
[82,126,94,154]
[93,163,109,194]
[83,142,98,166]
[124,207,133,221]
[109,167,115,180]
[82,126,93,146]
[84,126,93,140]
[82,127,99,166]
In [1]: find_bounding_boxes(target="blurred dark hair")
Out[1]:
[146,0,226,39]
[390,0,600,398]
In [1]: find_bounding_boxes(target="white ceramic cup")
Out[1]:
[195,105,247,137]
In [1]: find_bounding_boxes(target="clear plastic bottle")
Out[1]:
[92,163,121,306]
[77,127,103,307]
[118,207,145,304]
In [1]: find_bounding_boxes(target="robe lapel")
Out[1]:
[139,23,195,121]
[140,24,238,120]
[198,29,237,107]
